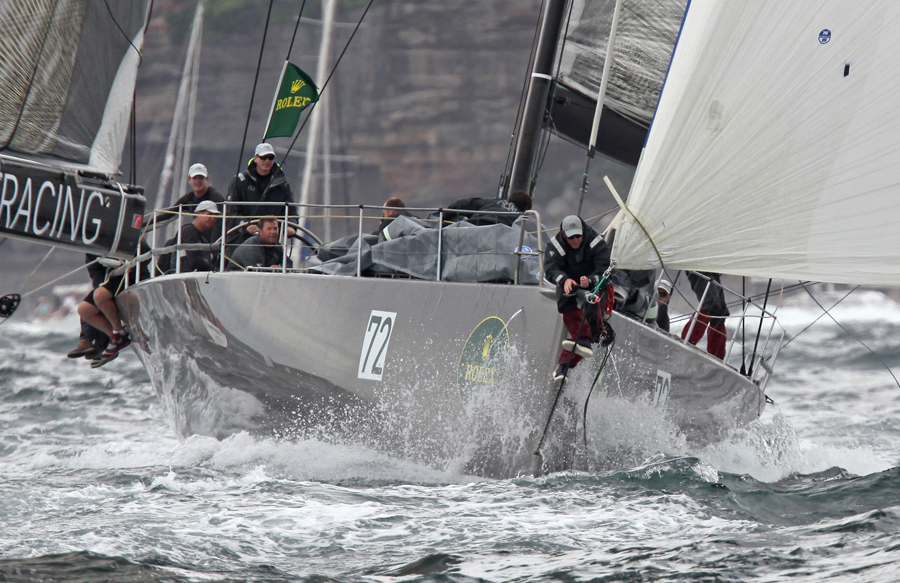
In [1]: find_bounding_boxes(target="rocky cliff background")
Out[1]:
[2,0,634,310]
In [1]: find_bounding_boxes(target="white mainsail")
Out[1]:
[612,0,900,286]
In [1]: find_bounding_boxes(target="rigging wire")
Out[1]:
[746,278,772,377]
[286,0,308,58]
[234,0,276,178]
[282,0,376,164]
[741,277,746,374]
[798,282,900,389]
[131,86,137,185]
[780,284,859,350]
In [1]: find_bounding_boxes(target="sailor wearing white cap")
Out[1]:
[154,161,226,240]
[227,142,294,243]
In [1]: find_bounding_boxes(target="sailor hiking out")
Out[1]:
[544,215,611,384]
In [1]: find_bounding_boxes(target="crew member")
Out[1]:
[544,215,611,384]
[682,271,729,359]
[227,143,294,246]
[228,216,291,270]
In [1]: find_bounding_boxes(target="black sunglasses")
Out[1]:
[257,154,275,161]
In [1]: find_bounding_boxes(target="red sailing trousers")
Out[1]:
[558,308,593,367]
[681,312,727,360]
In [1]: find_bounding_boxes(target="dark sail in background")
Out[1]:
[550,0,687,166]
[0,0,149,257]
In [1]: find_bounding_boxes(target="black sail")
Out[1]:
[0,0,148,257]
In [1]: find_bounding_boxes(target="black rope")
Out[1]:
[576,151,591,216]
[781,284,859,350]
[582,339,615,449]
[798,283,900,389]
[282,0,376,165]
[534,310,587,457]
[747,278,772,377]
[102,0,145,62]
[235,0,275,178]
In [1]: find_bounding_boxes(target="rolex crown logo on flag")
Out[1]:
[264,62,319,139]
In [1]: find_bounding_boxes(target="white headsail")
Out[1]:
[612,0,900,286]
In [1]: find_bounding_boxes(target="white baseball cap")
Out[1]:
[255,143,275,157]
[188,163,208,177]
[196,200,220,214]
[561,215,583,237]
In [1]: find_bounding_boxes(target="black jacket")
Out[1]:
[165,187,225,242]
[227,162,294,241]
[180,223,217,272]
[657,302,670,332]
[167,187,225,214]
[544,218,611,312]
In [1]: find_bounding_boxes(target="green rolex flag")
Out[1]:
[264,61,319,139]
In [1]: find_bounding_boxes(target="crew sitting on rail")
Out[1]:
[76,243,150,368]
[227,216,292,271]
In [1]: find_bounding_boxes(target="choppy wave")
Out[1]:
[2,303,900,582]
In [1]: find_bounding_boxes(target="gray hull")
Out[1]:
[119,272,765,477]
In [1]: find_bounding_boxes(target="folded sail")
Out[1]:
[551,0,687,165]
[612,0,900,287]
[0,0,148,258]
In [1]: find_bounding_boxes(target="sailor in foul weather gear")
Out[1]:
[544,215,611,383]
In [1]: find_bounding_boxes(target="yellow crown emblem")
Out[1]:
[291,79,306,93]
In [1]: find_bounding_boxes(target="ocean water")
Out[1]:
[1,290,899,583]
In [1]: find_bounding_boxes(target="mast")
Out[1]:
[506,0,568,198]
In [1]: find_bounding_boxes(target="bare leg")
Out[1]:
[94,287,123,333]
[77,301,113,337]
